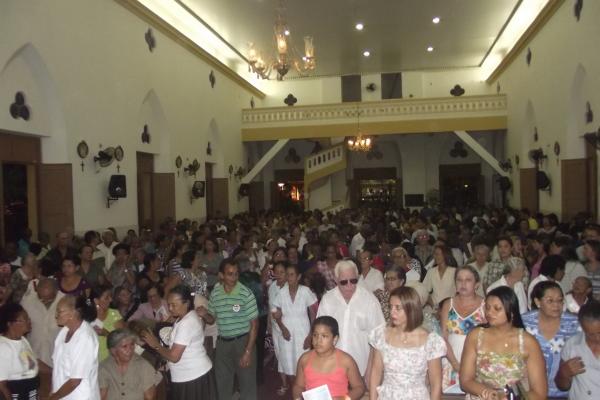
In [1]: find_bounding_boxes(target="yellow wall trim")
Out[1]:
[114,0,266,99]
[486,0,566,83]
[242,116,507,141]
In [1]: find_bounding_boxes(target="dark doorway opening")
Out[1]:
[439,164,482,208]
[3,163,28,242]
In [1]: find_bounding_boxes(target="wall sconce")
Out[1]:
[277,182,285,191]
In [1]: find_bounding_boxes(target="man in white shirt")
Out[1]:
[349,225,370,259]
[317,260,385,376]
[96,230,117,273]
[357,250,384,293]
[20,278,64,369]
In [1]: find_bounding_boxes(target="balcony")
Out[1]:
[241,94,507,141]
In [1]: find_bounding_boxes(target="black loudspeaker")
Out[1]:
[536,171,551,191]
[498,176,511,192]
[238,183,250,197]
[108,175,127,198]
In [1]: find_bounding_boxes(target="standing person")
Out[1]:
[141,285,214,399]
[369,286,446,400]
[357,249,384,293]
[439,266,485,393]
[422,245,457,308]
[267,261,288,394]
[317,260,385,377]
[522,281,580,398]
[293,316,365,400]
[51,295,100,400]
[0,303,39,400]
[460,287,547,400]
[96,230,117,274]
[196,258,258,400]
[99,329,161,400]
[272,264,318,391]
[20,278,65,371]
[555,300,600,398]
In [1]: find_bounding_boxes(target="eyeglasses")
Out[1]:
[339,278,358,286]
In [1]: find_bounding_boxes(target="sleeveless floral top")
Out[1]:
[446,298,486,335]
[466,328,528,399]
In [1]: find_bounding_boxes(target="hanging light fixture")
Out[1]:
[347,106,374,152]
[247,0,316,80]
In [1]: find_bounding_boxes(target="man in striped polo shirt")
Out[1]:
[197,257,258,400]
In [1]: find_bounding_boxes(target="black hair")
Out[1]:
[578,300,600,324]
[144,282,164,298]
[83,230,99,245]
[218,257,238,273]
[272,260,288,272]
[285,263,301,275]
[181,250,196,269]
[202,236,217,254]
[539,255,566,279]
[112,243,130,256]
[168,284,194,311]
[530,280,563,310]
[90,284,112,301]
[485,286,524,329]
[28,242,42,256]
[74,295,97,322]
[584,240,600,262]
[312,316,339,337]
[143,253,158,269]
[497,235,513,247]
[0,303,25,334]
[552,236,577,261]
[534,233,552,254]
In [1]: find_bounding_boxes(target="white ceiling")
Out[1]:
[181,0,520,77]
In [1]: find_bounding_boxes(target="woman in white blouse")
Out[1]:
[487,257,528,314]
[51,295,100,400]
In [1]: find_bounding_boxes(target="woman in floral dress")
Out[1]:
[460,286,547,400]
[369,286,446,399]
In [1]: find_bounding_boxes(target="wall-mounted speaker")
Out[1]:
[108,175,127,198]
[239,183,250,197]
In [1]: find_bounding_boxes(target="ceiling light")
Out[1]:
[427,46,434,52]
[284,29,290,36]
[363,50,370,57]
[432,17,440,24]
[355,23,364,31]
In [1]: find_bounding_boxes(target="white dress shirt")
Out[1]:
[358,268,384,293]
[487,276,528,314]
[317,285,385,375]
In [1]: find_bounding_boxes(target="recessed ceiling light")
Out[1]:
[355,23,364,31]
[432,17,440,24]
[427,46,434,52]
[284,29,290,36]
[363,50,371,57]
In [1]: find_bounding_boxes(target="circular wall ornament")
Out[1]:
[77,141,89,158]
[175,156,183,169]
[554,141,560,156]
[114,146,124,161]
[515,155,520,166]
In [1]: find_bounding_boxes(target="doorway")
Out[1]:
[137,152,154,229]
[439,164,482,208]
[2,164,28,243]
[205,163,214,219]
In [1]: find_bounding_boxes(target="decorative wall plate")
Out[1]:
[77,141,89,158]
[175,156,183,169]
[114,146,124,161]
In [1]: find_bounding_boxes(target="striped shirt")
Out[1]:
[588,268,600,301]
[208,282,258,338]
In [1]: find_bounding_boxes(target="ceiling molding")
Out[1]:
[486,0,565,83]
[114,0,265,99]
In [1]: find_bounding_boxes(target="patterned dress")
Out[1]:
[522,310,581,397]
[368,324,446,400]
[443,298,486,392]
[466,328,528,400]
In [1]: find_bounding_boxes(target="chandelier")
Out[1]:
[347,107,373,152]
[247,1,316,81]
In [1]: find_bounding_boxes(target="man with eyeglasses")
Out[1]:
[317,260,384,377]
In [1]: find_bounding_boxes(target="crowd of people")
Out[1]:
[0,205,599,400]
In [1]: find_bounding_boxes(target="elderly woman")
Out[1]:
[565,276,593,314]
[0,303,39,400]
[374,266,407,324]
[487,257,529,314]
[467,244,490,295]
[389,246,421,283]
[141,285,214,399]
[51,295,100,400]
[358,249,384,293]
[99,329,161,400]
[522,281,580,398]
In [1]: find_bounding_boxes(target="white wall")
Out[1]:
[0,0,254,234]
[495,0,600,214]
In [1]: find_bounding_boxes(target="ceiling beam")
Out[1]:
[453,130,508,177]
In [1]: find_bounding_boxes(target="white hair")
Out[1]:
[334,260,358,279]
